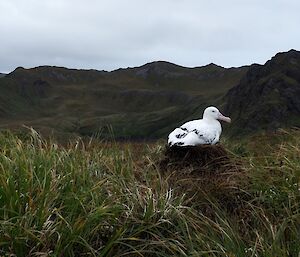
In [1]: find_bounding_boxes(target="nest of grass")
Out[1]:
[159,144,231,173]
[158,144,248,215]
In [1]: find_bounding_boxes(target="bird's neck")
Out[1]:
[203,117,221,128]
[203,117,218,123]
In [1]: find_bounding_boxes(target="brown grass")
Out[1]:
[157,144,248,216]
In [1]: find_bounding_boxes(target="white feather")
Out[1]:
[168,106,230,147]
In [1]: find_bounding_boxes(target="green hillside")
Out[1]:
[0,62,248,139]
[1,49,300,140]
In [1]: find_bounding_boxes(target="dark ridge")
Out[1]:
[136,60,187,69]
[6,65,107,85]
[224,49,300,135]
[0,49,299,139]
[201,63,224,69]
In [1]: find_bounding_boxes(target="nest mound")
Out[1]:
[159,144,231,173]
[158,144,246,214]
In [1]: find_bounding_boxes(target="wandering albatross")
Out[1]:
[168,106,231,147]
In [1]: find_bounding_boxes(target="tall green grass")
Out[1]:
[0,129,299,256]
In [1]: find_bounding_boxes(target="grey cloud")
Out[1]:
[0,0,299,73]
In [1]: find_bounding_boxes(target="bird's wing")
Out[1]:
[193,129,218,145]
[168,127,217,146]
[180,120,200,131]
[184,120,219,145]
[168,119,221,146]
[168,128,188,146]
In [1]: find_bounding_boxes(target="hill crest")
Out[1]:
[0,49,299,139]
[224,49,300,135]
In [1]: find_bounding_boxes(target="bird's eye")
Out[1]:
[212,110,215,112]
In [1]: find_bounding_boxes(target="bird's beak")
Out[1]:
[218,112,231,123]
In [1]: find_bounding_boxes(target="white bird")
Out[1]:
[168,106,231,147]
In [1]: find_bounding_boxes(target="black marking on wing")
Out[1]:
[191,130,216,145]
[175,132,187,139]
[174,142,184,146]
[192,129,208,141]
[210,135,217,144]
[192,129,200,135]
[180,127,188,132]
[204,135,216,145]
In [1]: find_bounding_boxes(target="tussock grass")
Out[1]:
[0,129,299,256]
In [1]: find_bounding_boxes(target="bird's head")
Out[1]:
[203,106,231,123]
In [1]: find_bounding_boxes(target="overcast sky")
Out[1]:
[0,0,299,73]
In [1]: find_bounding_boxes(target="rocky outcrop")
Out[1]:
[224,50,300,135]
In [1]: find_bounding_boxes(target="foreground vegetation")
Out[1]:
[0,129,299,256]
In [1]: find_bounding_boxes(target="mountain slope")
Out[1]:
[224,49,300,135]
[2,50,300,140]
[0,62,248,139]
